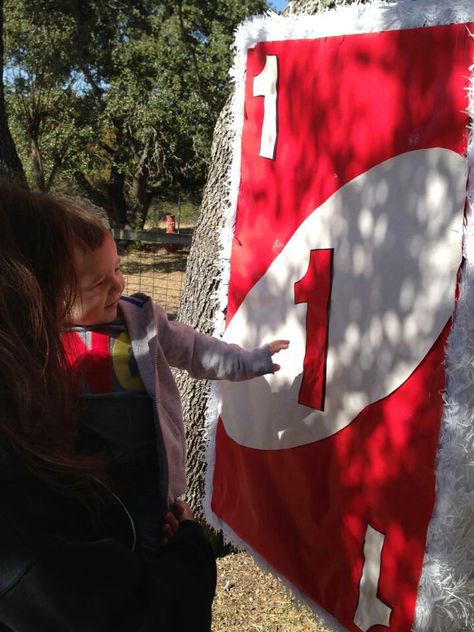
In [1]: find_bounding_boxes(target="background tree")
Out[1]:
[176,0,368,551]
[3,0,268,225]
[0,0,26,184]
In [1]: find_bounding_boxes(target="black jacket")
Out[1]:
[0,453,216,631]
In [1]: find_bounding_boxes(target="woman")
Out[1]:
[0,181,216,631]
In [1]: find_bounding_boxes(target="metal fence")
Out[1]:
[112,228,192,316]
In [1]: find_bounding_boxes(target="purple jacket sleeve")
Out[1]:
[155,304,273,380]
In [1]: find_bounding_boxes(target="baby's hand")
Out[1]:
[172,499,195,523]
[268,339,289,372]
[161,510,179,545]
[161,500,196,545]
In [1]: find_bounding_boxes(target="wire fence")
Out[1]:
[113,228,193,317]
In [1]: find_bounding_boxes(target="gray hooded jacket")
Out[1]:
[119,293,273,502]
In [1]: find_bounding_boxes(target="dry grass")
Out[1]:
[118,242,190,315]
[213,553,330,632]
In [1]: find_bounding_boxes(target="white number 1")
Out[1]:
[253,55,278,160]
[354,525,392,631]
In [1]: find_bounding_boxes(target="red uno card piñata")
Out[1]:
[204,2,474,631]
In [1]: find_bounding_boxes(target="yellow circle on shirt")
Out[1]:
[112,332,145,392]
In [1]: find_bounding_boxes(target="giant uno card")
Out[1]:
[205,3,474,631]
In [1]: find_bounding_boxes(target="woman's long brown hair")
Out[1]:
[0,181,106,497]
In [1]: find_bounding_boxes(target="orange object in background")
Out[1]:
[164,214,180,252]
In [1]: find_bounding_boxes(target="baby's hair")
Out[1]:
[57,197,110,253]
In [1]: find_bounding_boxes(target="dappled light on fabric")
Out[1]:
[221,149,464,448]
[227,24,470,320]
[208,13,474,632]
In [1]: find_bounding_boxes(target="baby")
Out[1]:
[60,203,288,562]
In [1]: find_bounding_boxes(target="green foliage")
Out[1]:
[3,0,268,222]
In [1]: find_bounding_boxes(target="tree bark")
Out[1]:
[107,164,128,228]
[74,166,128,228]
[74,170,110,215]
[0,0,27,186]
[176,0,361,554]
[175,100,233,553]
[31,137,46,192]
[130,161,153,229]
[286,0,368,11]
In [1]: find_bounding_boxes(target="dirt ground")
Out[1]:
[213,552,330,632]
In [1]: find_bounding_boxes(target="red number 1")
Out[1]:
[294,249,334,411]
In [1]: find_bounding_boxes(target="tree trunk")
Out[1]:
[176,0,360,554]
[46,152,65,192]
[130,165,153,229]
[286,0,368,11]
[74,170,111,216]
[0,0,27,186]
[74,166,128,228]
[175,100,233,554]
[31,137,46,192]
[107,164,128,228]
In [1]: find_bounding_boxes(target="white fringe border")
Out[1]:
[202,2,474,630]
[413,57,474,632]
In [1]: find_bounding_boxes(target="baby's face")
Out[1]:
[70,232,125,326]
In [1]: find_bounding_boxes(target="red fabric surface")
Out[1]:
[228,24,471,320]
[62,331,113,394]
[211,23,474,631]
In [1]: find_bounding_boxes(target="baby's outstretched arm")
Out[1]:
[160,304,289,381]
[268,339,290,372]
